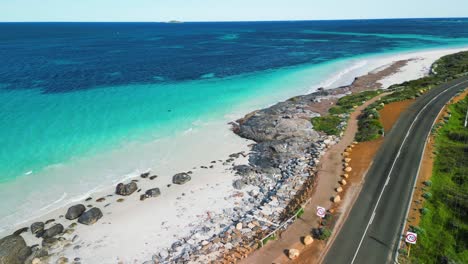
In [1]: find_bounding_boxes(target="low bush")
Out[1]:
[311,115,342,136]
[422,192,432,199]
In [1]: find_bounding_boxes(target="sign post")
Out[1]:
[316,206,326,225]
[405,231,417,257]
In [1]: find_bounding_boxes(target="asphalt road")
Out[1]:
[323,76,468,264]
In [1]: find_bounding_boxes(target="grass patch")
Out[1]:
[410,96,468,263]
[296,207,305,218]
[260,234,277,247]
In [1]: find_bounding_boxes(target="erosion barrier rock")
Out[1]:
[336,186,343,193]
[344,158,351,163]
[340,179,347,185]
[0,235,31,264]
[116,182,138,196]
[342,173,349,179]
[303,235,314,245]
[344,166,352,172]
[172,173,191,185]
[333,195,341,203]
[78,208,103,225]
[288,248,300,260]
[42,224,64,239]
[65,204,86,220]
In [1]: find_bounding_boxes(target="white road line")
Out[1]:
[350,80,468,264]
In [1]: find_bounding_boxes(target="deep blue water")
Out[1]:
[1,19,468,93]
[1,18,468,231]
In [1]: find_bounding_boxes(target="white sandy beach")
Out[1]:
[4,46,468,263]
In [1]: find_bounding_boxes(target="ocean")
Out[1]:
[1,18,468,231]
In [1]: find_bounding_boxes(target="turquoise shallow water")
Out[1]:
[1,20,468,230]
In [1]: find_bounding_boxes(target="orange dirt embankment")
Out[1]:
[379,99,415,133]
[398,88,468,259]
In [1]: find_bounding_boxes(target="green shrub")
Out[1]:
[311,116,342,135]
[318,228,332,240]
[356,118,384,142]
[410,226,426,235]
[422,192,432,199]
[420,207,430,215]
[423,180,432,187]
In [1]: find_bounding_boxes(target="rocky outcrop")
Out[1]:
[233,92,324,143]
[65,204,86,220]
[172,173,191,185]
[42,224,64,239]
[0,235,31,264]
[115,182,138,196]
[78,208,103,225]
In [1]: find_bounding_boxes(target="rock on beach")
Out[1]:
[78,208,103,225]
[42,224,64,239]
[65,204,86,220]
[115,182,138,196]
[30,222,45,235]
[172,173,191,185]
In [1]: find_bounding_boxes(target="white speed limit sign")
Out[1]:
[316,206,326,218]
[405,231,417,244]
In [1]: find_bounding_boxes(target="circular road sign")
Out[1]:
[316,206,326,218]
[405,231,418,244]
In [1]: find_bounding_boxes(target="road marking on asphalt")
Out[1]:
[369,212,376,225]
[350,80,468,264]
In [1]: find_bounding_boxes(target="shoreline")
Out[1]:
[2,46,468,264]
[1,46,467,234]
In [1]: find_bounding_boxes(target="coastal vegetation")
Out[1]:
[356,51,468,142]
[409,96,468,263]
[311,90,381,135]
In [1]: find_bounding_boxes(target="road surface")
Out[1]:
[323,76,468,264]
